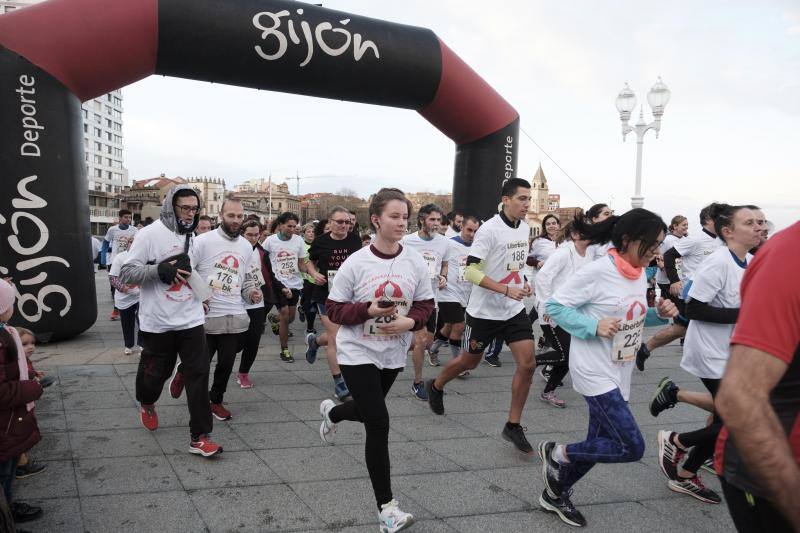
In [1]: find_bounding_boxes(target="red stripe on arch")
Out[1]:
[0,0,157,101]
[419,38,518,146]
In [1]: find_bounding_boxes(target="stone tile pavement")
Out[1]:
[16,273,735,532]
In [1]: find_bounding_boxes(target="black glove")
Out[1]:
[156,253,191,284]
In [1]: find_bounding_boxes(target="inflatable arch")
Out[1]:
[0,0,519,340]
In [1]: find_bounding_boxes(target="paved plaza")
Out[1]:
[18,273,735,532]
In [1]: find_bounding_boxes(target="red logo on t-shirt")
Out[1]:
[626,301,647,320]
[375,281,403,299]
[219,254,239,269]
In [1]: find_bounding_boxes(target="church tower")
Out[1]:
[530,163,549,214]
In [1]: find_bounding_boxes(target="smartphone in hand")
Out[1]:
[38,375,57,388]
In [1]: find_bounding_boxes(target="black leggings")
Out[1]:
[207,333,242,405]
[677,377,721,473]
[328,364,401,509]
[537,324,571,394]
[239,306,267,374]
[300,280,317,331]
[119,303,141,348]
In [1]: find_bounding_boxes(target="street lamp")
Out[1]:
[615,77,671,208]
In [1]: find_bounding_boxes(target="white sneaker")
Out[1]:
[124,347,133,356]
[319,399,337,445]
[133,345,143,354]
[378,499,415,533]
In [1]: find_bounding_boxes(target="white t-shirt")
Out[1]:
[656,234,682,285]
[528,238,557,266]
[466,214,530,321]
[109,251,139,310]
[444,226,458,238]
[192,229,258,318]
[104,225,138,264]
[681,247,750,379]
[535,242,592,323]
[551,256,649,400]
[439,236,473,307]
[328,245,434,369]
[264,233,307,290]
[587,241,614,260]
[123,220,205,333]
[402,232,450,291]
[672,230,723,282]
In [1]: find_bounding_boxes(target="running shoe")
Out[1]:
[540,391,566,408]
[305,332,318,364]
[333,375,350,401]
[109,309,119,321]
[140,404,158,431]
[539,365,552,381]
[538,440,563,497]
[484,354,502,367]
[502,424,533,455]
[411,381,428,401]
[668,475,722,504]
[426,379,444,415]
[189,434,223,457]
[210,402,232,421]
[169,369,184,399]
[298,306,305,322]
[457,370,470,378]
[268,313,280,335]
[378,499,415,533]
[657,430,685,481]
[15,459,46,479]
[539,489,586,527]
[650,377,679,417]
[427,350,440,367]
[280,348,294,363]
[319,399,337,445]
[429,337,446,355]
[10,502,43,524]
[124,347,133,356]
[699,458,715,475]
[133,345,143,354]
[236,372,253,389]
[635,343,651,371]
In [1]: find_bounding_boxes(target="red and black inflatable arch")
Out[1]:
[0,0,519,340]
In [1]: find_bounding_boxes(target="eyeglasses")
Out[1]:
[331,219,351,225]
[176,205,200,214]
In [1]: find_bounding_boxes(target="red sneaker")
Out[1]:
[210,402,232,421]
[140,404,158,431]
[169,370,184,399]
[189,434,223,457]
[109,309,119,321]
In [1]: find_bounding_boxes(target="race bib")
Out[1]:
[208,260,241,295]
[116,236,132,253]
[277,252,298,278]
[456,256,467,283]
[675,258,684,280]
[247,263,265,287]
[327,269,338,289]
[506,242,527,272]
[611,315,646,363]
[422,251,438,280]
[363,297,409,336]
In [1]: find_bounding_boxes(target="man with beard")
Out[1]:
[103,209,138,320]
[169,198,262,421]
[120,185,220,456]
[445,211,463,238]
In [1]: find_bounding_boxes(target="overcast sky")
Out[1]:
[123,0,799,231]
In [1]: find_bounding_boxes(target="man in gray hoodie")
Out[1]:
[120,185,221,457]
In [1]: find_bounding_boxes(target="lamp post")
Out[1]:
[615,77,671,208]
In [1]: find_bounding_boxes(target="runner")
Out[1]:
[108,240,141,356]
[533,221,592,408]
[236,220,280,388]
[426,178,537,454]
[527,213,561,377]
[585,203,614,260]
[637,203,727,370]
[195,215,214,235]
[656,205,760,503]
[187,198,262,421]
[264,212,326,362]
[402,204,449,400]
[119,185,220,457]
[298,223,319,334]
[319,188,433,533]
[434,216,480,367]
[305,206,363,400]
[103,209,137,320]
[444,210,463,238]
[539,209,678,527]
[743,204,767,254]
[715,221,800,532]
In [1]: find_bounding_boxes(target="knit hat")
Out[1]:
[0,279,15,317]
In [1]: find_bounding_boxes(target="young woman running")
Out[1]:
[533,221,592,408]
[305,206,363,400]
[319,188,434,533]
[298,223,319,334]
[539,209,678,527]
[656,205,761,504]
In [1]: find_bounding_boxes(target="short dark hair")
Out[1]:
[240,219,262,234]
[275,212,299,225]
[501,178,531,198]
[743,204,761,211]
[361,233,372,242]
[369,188,412,229]
[572,208,666,259]
[537,214,560,240]
[586,203,609,222]
[119,209,132,218]
[172,188,198,204]
[198,215,214,224]
[417,203,443,225]
[462,215,480,227]
[699,202,729,225]
[220,196,242,213]
[714,205,747,242]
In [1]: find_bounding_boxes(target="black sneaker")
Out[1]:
[657,430,685,481]
[668,475,722,504]
[484,354,502,367]
[11,502,43,523]
[298,306,305,322]
[426,379,444,415]
[650,377,679,417]
[15,459,47,479]
[502,424,533,455]
[635,343,651,371]
[538,440,563,497]
[539,489,587,527]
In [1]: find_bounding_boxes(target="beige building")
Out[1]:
[233,181,301,225]
[185,177,226,218]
